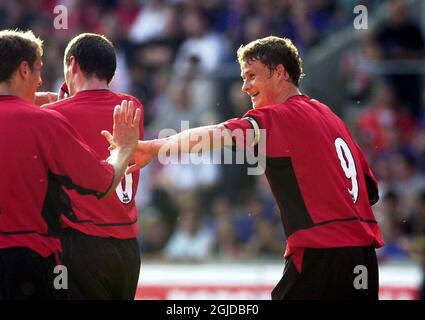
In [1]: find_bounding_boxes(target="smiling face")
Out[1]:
[240,59,282,109]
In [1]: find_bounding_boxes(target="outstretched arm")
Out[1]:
[140,124,230,153]
[103,121,234,174]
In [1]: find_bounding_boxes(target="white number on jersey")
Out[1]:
[334,137,358,203]
[115,172,133,204]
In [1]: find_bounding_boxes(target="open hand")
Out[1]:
[101,100,141,154]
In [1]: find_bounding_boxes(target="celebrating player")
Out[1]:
[106,36,384,300]
[42,33,144,300]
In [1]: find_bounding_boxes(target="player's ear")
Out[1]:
[277,64,290,82]
[70,56,78,74]
[17,61,31,80]
[275,64,285,79]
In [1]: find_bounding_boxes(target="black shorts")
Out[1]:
[272,246,379,300]
[0,247,62,300]
[61,228,141,300]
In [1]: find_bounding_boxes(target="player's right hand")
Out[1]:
[126,140,155,174]
[126,149,155,174]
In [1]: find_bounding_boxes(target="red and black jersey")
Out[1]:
[223,95,384,272]
[0,96,114,257]
[42,90,144,239]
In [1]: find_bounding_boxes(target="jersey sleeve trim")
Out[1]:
[245,116,261,146]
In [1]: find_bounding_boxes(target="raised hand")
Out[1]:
[100,100,142,198]
[102,100,141,152]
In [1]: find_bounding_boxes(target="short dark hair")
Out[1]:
[64,33,116,83]
[0,29,43,82]
[237,36,304,87]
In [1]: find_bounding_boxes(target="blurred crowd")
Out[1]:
[1,0,424,267]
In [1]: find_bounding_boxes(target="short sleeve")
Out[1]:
[221,108,266,150]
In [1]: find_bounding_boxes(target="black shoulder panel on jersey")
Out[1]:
[41,170,108,236]
[265,157,314,236]
[41,170,74,237]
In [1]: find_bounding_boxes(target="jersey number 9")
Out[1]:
[334,137,358,203]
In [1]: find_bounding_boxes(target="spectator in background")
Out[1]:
[173,8,229,75]
[240,197,283,259]
[286,0,320,51]
[127,3,184,125]
[339,33,380,105]
[128,0,172,44]
[114,0,140,36]
[390,152,425,217]
[242,15,271,45]
[356,82,415,156]
[210,197,241,259]
[141,165,181,235]
[163,205,214,262]
[97,11,132,94]
[148,54,221,196]
[223,0,253,51]
[376,191,408,260]
[138,207,170,259]
[374,0,425,118]
[153,55,218,132]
